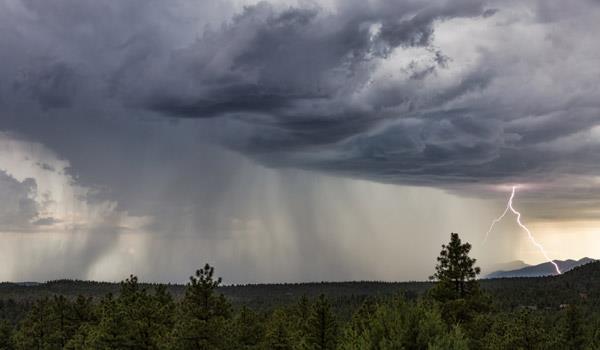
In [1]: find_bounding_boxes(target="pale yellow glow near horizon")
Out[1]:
[519,221,600,264]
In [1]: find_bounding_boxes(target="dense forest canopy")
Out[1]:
[0,233,599,349]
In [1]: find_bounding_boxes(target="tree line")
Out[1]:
[0,233,599,349]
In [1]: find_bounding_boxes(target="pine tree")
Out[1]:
[86,293,129,349]
[338,297,451,350]
[264,309,294,350]
[428,326,469,350]
[13,298,53,350]
[429,233,487,324]
[295,295,311,329]
[71,295,95,326]
[589,318,600,350]
[171,264,231,350]
[304,295,337,350]
[486,310,548,350]
[0,319,14,350]
[85,276,175,349]
[430,233,481,300]
[118,275,174,349]
[406,302,446,350]
[231,306,263,350]
[563,305,586,350]
[50,295,73,349]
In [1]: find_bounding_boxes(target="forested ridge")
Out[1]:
[1,233,599,349]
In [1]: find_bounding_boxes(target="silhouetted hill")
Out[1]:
[485,260,530,274]
[485,257,596,278]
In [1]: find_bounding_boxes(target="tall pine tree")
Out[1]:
[429,233,488,324]
[171,264,231,350]
[304,295,337,350]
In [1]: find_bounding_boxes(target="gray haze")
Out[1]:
[0,0,599,282]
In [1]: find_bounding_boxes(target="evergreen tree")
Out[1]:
[0,320,14,350]
[428,326,468,350]
[406,302,446,350]
[116,276,175,349]
[171,264,231,350]
[231,306,263,350]
[86,293,129,349]
[429,233,487,324]
[338,297,452,350]
[295,295,311,330]
[264,309,294,350]
[71,295,95,326]
[589,318,600,350]
[344,299,377,337]
[13,298,54,350]
[14,294,93,349]
[85,276,175,350]
[430,233,481,300]
[562,305,586,350]
[304,295,337,350]
[63,296,97,349]
[486,310,549,350]
[49,295,73,349]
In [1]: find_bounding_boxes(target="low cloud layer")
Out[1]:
[0,0,599,282]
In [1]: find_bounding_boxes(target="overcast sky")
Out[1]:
[0,0,599,283]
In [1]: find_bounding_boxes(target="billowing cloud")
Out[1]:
[0,0,599,282]
[2,0,600,187]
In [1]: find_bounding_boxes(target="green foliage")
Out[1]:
[171,264,232,350]
[304,294,337,350]
[428,326,468,350]
[589,317,600,350]
[4,251,600,350]
[339,297,456,350]
[429,233,489,325]
[0,320,14,350]
[231,306,264,349]
[13,298,59,350]
[562,304,586,350]
[79,275,175,349]
[84,293,129,349]
[485,310,552,350]
[430,233,481,301]
[264,309,295,350]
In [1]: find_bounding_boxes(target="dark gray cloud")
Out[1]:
[145,0,485,118]
[119,0,600,187]
[0,0,600,281]
[1,0,599,212]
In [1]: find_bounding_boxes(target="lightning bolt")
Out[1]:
[483,186,562,275]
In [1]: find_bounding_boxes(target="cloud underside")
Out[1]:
[0,0,599,192]
[1,0,600,282]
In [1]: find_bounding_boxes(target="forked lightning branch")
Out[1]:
[483,186,562,275]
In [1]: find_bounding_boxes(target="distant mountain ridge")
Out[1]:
[486,257,596,278]
[486,260,530,273]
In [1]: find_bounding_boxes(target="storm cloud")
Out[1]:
[2,0,599,186]
[0,0,600,282]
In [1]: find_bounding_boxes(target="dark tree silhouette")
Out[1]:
[563,304,586,350]
[171,264,231,350]
[430,232,481,300]
[429,233,489,326]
